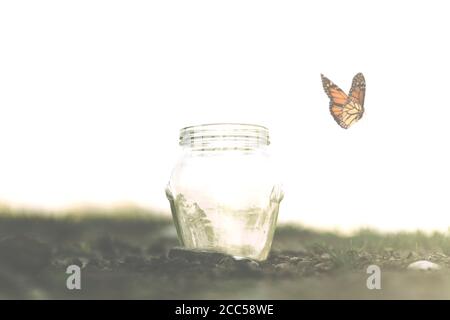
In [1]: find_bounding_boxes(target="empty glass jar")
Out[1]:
[165,123,283,261]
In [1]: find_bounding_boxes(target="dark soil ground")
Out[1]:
[1,208,450,299]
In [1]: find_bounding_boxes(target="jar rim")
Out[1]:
[179,123,270,149]
[180,122,269,131]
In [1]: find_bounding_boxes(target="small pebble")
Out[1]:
[407,260,441,271]
[237,259,260,272]
[321,253,331,260]
[289,257,303,263]
[274,262,290,270]
[314,261,334,272]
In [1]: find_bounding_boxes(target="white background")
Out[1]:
[1,1,450,232]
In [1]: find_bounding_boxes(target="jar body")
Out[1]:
[166,124,283,261]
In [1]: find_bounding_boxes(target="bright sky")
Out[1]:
[1,1,450,232]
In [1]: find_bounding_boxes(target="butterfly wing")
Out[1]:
[321,73,365,129]
[340,100,364,129]
[349,72,366,107]
[321,74,350,129]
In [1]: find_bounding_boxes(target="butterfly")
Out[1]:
[321,73,366,129]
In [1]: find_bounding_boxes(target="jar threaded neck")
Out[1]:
[179,123,270,150]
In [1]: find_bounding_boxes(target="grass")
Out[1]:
[1,207,450,299]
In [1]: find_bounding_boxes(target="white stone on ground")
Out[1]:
[407,260,441,271]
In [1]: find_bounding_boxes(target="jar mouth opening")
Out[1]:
[180,122,269,131]
[179,123,270,149]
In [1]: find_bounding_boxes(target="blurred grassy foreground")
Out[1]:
[1,206,450,299]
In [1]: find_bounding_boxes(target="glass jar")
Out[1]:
[165,123,283,261]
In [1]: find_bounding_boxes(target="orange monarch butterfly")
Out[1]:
[321,73,366,129]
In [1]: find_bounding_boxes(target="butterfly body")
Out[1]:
[321,73,366,129]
